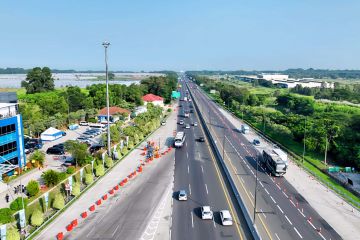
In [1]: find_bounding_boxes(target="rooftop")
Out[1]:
[142,93,164,102]
[98,106,130,116]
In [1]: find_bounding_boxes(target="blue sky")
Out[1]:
[0,0,359,71]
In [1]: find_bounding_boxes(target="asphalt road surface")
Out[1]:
[185,77,342,240]
[171,83,253,240]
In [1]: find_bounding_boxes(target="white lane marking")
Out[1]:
[205,184,209,195]
[240,177,245,183]
[186,152,188,159]
[282,191,289,198]
[275,233,280,240]
[264,188,270,195]
[260,208,266,218]
[270,196,276,204]
[191,212,194,228]
[290,199,296,207]
[294,227,303,239]
[285,215,293,225]
[249,191,254,199]
[319,232,326,240]
[277,205,284,214]
[259,181,264,187]
[198,152,201,159]
[189,184,191,195]
[298,208,306,218]
[308,220,316,229]
[250,169,254,175]
[186,142,187,147]
[276,184,281,190]
[201,165,204,173]
[188,165,190,174]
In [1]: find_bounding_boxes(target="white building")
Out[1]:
[258,74,289,81]
[142,94,164,107]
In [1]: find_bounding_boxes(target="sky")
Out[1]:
[0,0,359,71]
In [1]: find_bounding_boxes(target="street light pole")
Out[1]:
[253,154,259,224]
[302,117,307,163]
[102,41,111,156]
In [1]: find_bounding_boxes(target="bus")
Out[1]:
[261,149,287,176]
[174,131,186,148]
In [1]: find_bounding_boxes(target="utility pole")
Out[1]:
[102,41,111,156]
[253,154,259,224]
[324,136,328,166]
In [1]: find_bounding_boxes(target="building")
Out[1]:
[0,101,26,178]
[142,94,164,107]
[132,106,147,117]
[258,74,289,81]
[98,107,131,123]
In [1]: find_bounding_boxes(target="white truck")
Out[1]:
[241,124,249,134]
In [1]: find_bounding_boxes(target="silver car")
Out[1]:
[178,190,187,201]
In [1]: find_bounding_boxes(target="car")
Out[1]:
[24,148,34,154]
[161,120,166,126]
[46,147,64,155]
[253,139,260,146]
[77,136,92,145]
[83,131,96,138]
[61,131,67,136]
[53,143,65,150]
[201,206,213,220]
[62,158,75,167]
[193,122,198,127]
[79,121,88,126]
[198,136,205,142]
[219,210,233,226]
[25,141,42,150]
[87,129,101,136]
[185,124,190,129]
[89,144,104,154]
[179,120,184,125]
[179,104,182,107]
[178,190,187,201]
[190,109,194,113]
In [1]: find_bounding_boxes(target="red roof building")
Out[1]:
[98,107,130,123]
[142,94,164,102]
[98,106,130,116]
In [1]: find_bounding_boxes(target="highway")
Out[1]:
[171,83,253,240]
[186,77,342,240]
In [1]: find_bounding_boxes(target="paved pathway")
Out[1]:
[218,107,360,240]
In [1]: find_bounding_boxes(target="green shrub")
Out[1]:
[127,141,134,150]
[30,208,44,226]
[95,165,105,177]
[26,180,40,197]
[71,183,80,196]
[105,159,113,168]
[0,208,14,224]
[9,197,28,211]
[58,172,67,181]
[121,148,128,155]
[42,170,60,187]
[167,108,172,112]
[6,227,20,240]
[66,166,76,174]
[84,173,93,185]
[52,193,65,210]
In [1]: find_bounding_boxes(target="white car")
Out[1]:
[219,210,233,226]
[179,120,184,125]
[193,122,198,127]
[79,121,88,126]
[185,124,190,129]
[178,190,187,201]
[201,206,213,220]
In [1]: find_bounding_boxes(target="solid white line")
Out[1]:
[319,232,326,240]
[264,188,270,195]
[201,165,204,173]
[308,220,316,229]
[275,233,281,240]
[250,169,254,175]
[270,196,276,204]
[191,212,194,228]
[189,184,191,195]
[298,208,306,218]
[294,227,303,239]
[188,165,189,174]
[205,184,209,195]
[285,215,293,225]
[259,181,264,187]
[277,205,284,214]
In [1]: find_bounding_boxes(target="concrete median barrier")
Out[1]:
[96,199,102,205]
[89,205,95,211]
[81,211,88,219]
[57,232,64,240]
[102,194,108,200]
[71,219,78,227]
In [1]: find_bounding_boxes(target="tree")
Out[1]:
[29,150,45,167]
[95,165,105,177]
[9,197,28,211]
[30,208,44,226]
[52,193,65,210]
[64,86,88,112]
[42,170,60,187]
[64,140,91,166]
[6,227,20,240]
[71,183,80,196]
[21,67,55,94]
[0,208,13,224]
[105,159,113,168]
[26,180,40,197]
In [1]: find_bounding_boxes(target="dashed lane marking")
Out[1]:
[294,227,303,239]
[285,215,293,225]
[277,205,284,214]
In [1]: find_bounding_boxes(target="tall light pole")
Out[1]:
[302,117,307,163]
[102,41,111,156]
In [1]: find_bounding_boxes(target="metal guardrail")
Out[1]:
[200,87,360,211]
[186,83,260,240]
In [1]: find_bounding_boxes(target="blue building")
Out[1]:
[0,102,26,178]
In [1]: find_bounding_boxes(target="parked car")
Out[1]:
[198,136,205,142]
[62,158,75,167]
[201,206,213,220]
[24,148,34,154]
[87,129,101,136]
[79,121,88,126]
[89,144,104,154]
[219,210,233,226]
[53,143,65,150]
[46,147,64,155]
[25,141,42,150]
[77,136,92,145]
[83,131,96,138]
[253,139,260,146]
[178,190,187,201]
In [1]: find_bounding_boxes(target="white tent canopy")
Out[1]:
[41,127,63,141]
